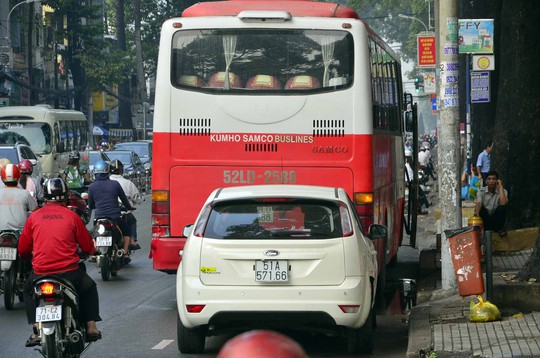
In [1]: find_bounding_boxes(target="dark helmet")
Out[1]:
[69,150,80,160]
[44,178,69,201]
[94,160,109,174]
[18,159,33,174]
[1,163,21,184]
[109,159,124,175]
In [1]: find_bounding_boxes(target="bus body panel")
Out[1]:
[151,1,405,273]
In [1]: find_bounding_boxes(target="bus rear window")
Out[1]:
[171,29,353,93]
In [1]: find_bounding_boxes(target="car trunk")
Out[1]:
[198,237,346,286]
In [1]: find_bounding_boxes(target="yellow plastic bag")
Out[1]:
[469,296,501,322]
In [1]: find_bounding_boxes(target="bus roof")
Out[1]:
[182,0,360,19]
[0,105,86,121]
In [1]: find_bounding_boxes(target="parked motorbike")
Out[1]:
[91,217,129,281]
[67,191,90,225]
[33,266,93,357]
[0,230,30,310]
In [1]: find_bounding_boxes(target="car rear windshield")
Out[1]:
[203,199,343,239]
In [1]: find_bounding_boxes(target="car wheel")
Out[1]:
[346,307,375,354]
[177,315,206,353]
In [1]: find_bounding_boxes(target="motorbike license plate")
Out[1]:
[36,305,62,322]
[255,260,288,282]
[96,236,112,246]
[0,247,17,261]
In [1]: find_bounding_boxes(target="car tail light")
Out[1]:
[339,203,354,236]
[338,305,360,313]
[354,192,373,232]
[152,190,170,238]
[186,304,206,313]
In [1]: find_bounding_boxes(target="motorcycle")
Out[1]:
[33,264,93,357]
[0,230,30,310]
[67,191,90,225]
[91,214,130,281]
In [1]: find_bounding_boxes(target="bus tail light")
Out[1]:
[152,190,170,238]
[354,192,374,232]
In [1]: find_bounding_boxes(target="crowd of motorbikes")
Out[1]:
[0,179,137,357]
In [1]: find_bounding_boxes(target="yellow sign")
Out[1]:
[472,55,495,71]
[92,87,118,111]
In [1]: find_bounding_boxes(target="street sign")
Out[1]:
[430,94,437,114]
[417,35,437,67]
[471,71,490,103]
[458,19,494,54]
[472,55,495,71]
[423,71,436,94]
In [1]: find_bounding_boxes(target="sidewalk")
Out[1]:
[406,203,540,357]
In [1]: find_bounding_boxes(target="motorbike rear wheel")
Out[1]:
[3,265,16,310]
[100,256,111,281]
[42,322,62,358]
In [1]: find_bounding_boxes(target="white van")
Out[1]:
[0,105,89,178]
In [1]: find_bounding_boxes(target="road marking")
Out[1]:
[152,339,174,350]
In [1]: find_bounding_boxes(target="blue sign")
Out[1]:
[471,71,490,103]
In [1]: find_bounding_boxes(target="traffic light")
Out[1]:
[414,75,424,93]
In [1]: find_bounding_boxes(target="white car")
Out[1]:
[176,185,386,354]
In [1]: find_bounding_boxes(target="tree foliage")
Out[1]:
[347,0,429,77]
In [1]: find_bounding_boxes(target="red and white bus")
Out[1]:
[151,0,409,274]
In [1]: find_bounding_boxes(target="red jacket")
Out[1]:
[19,202,95,275]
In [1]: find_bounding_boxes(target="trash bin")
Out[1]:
[446,226,484,296]
[468,215,485,257]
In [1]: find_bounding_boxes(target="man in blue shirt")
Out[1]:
[88,161,136,261]
[476,142,492,186]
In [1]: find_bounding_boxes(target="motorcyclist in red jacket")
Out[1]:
[18,178,102,347]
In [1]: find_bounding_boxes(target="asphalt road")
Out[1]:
[0,195,420,357]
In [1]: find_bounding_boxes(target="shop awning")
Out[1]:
[109,128,134,137]
[92,126,109,136]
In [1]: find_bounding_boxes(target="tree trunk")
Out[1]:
[115,0,132,129]
[517,231,540,282]
[134,0,146,103]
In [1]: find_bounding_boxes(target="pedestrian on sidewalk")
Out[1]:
[474,170,508,236]
[476,142,493,186]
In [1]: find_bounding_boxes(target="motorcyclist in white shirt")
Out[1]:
[109,159,144,250]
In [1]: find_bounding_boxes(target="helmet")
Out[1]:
[44,178,68,201]
[94,160,109,174]
[217,330,307,358]
[100,140,108,147]
[109,159,124,175]
[18,159,33,174]
[1,164,21,184]
[69,150,80,160]
[405,149,413,157]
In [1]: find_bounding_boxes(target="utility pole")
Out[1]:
[438,0,461,291]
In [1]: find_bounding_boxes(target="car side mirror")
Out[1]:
[183,225,194,238]
[367,224,388,241]
[56,142,65,153]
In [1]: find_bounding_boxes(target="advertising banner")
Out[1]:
[458,19,494,54]
[417,35,437,67]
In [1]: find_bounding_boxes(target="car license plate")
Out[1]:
[0,247,17,261]
[255,260,288,282]
[96,236,112,246]
[36,305,62,322]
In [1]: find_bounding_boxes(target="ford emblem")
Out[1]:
[264,250,279,257]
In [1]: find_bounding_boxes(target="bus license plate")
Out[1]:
[255,260,288,282]
[96,236,112,246]
[0,247,17,261]
[36,305,62,322]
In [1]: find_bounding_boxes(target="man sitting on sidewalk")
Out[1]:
[474,170,508,236]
